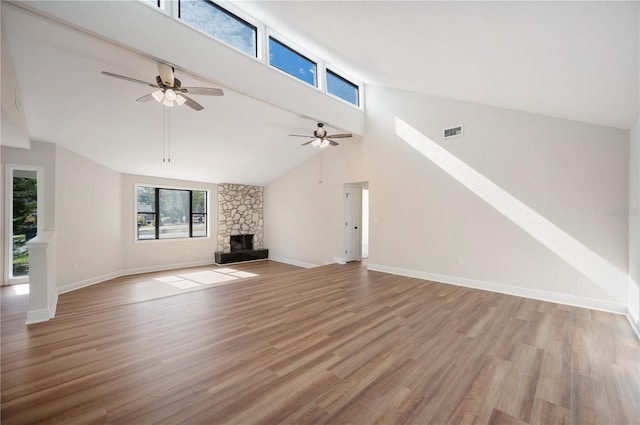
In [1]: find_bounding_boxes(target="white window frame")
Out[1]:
[4,164,44,285]
[153,0,364,109]
[266,28,324,91]
[325,65,364,109]
[174,0,263,60]
[138,0,169,14]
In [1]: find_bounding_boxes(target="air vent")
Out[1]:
[443,125,463,139]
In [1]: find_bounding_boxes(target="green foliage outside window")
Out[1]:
[136,186,207,240]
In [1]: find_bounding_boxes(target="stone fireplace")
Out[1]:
[217,183,263,253]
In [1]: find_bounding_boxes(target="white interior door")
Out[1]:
[344,184,362,262]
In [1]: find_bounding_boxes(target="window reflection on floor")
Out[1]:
[13,284,30,295]
[155,268,259,291]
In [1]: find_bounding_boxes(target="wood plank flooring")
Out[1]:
[2,261,639,424]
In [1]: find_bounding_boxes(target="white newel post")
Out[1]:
[25,231,57,325]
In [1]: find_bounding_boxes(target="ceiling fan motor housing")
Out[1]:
[314,123,327,139]
[156,75,182,89]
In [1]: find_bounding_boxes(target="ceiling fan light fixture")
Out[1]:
[164,89,177,101]
[311,139,321,147]
[319,139,330,148]
[175,94,187,106]
[163,97,174,107]
[151,89,164,102]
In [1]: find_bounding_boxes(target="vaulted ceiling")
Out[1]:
[242,0,638,129]
[2,1,638,185]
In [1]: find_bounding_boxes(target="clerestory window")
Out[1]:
[326,69,360,107]
[179,0,257,57]
[268,36,317,87]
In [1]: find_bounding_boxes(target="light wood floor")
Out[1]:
[2,261,639,424]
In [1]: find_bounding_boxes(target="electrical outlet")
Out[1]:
[457,257,463,265]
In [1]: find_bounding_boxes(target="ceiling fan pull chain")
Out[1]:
[162,106,167,163]
[162,106,172,163]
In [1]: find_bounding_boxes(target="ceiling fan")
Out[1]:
[289,122,352,148]
[101,62,223,111]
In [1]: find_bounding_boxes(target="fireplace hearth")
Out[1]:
[216,233,267,264]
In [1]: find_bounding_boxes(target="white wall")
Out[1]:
[266,86,630,309]
[1,24,30,149]
[0,138,2,284]
[3,143,220,290]
[54,145,122,287]
[629,118,640,328]
[1,15,30,285]
[120,174,217,272]
[264,141,366,266]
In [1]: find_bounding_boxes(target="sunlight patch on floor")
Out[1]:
[153,267,259,292]
[167,280,203,289]
[13,284,30,295]
[227,271,259,278]
[178,271,238,285]
[156,275,184,283]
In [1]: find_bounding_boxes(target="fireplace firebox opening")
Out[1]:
[230,234,254,252]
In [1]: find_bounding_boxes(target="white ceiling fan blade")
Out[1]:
[157,62,175,87]
[136,93,155,102]
[181,93,204,111]
[101,71,158,87]
[182,87,224,96]
[289,134,315,138]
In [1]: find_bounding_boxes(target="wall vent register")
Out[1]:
[443,125,463,139]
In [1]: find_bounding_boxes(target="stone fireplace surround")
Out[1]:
[216,183,264,255]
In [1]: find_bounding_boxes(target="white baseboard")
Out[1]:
[57,259,215,295]
[334,257,347,265]
[626,313,640,341]
[367,263,628,315]
[123,259,214,277]
[49,291,58,318]
[26,308,51,325]
[25,291,58,325]
[57,270,123,295]
[269,256,319,269]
